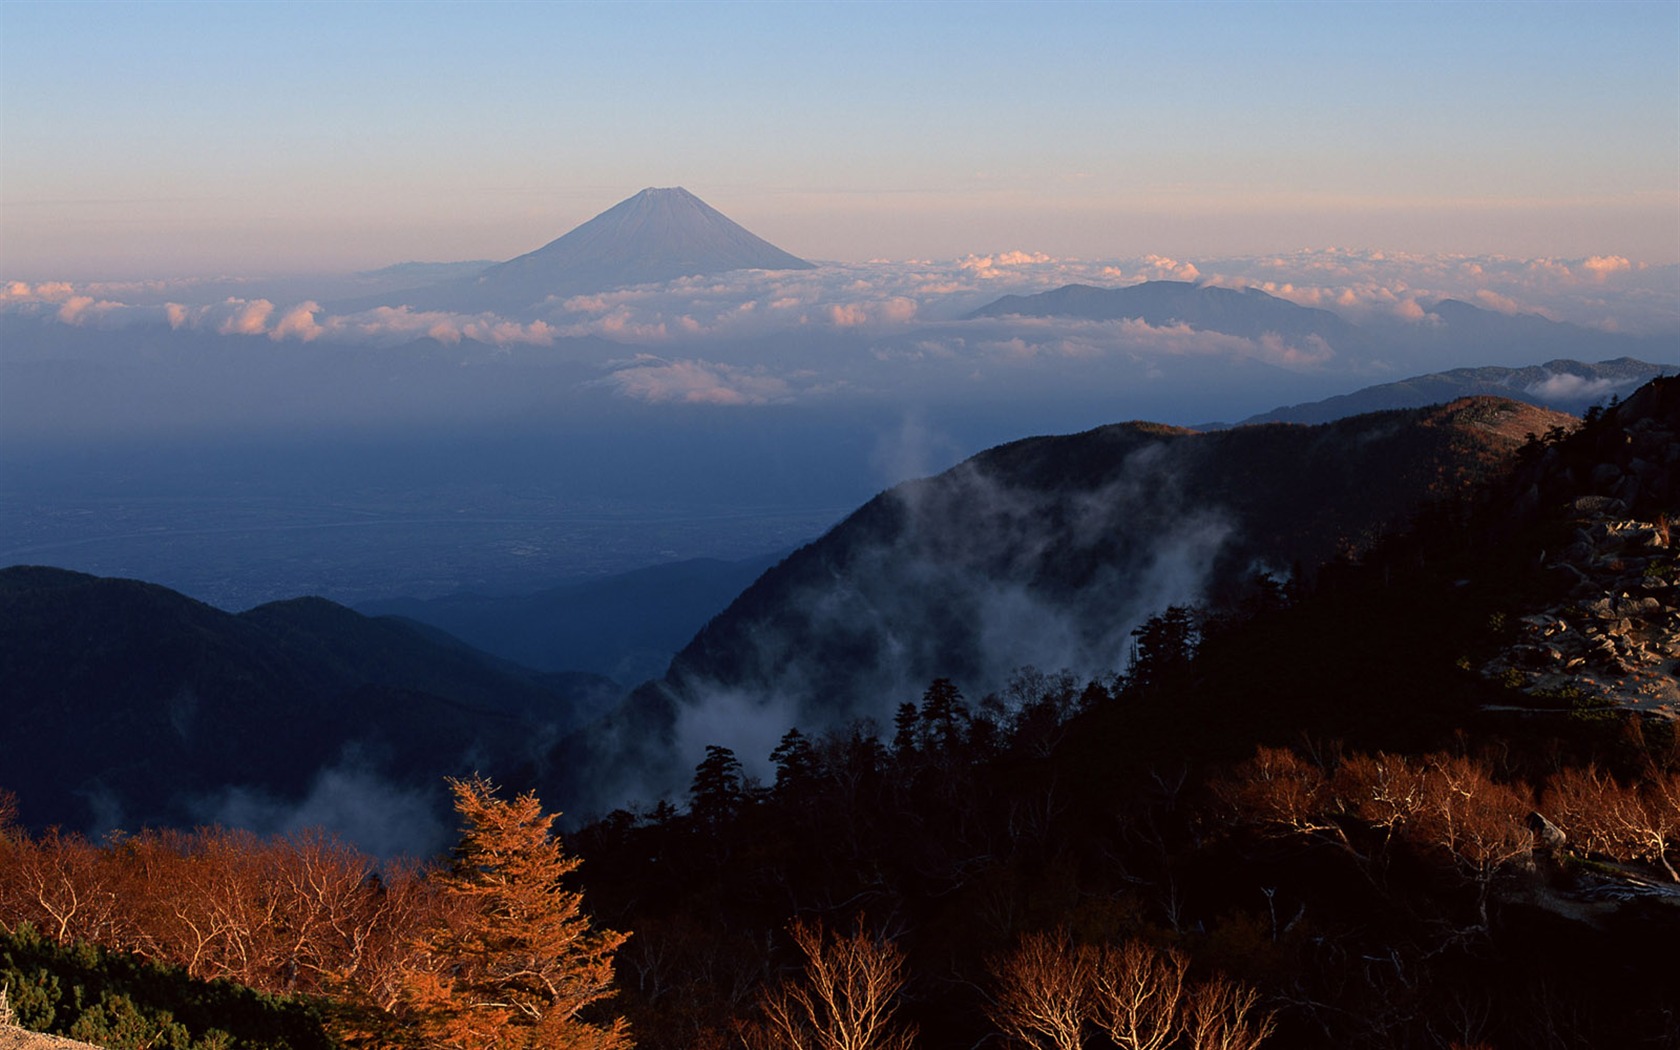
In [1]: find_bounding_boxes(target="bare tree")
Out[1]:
[986,929,1091,1050]
[754,919,914,1050]
[1544,763,1680,878]
[1184,975,1274,1050]
[1088,940,1187,1050]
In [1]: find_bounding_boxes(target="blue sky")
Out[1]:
[2,1,1675,277]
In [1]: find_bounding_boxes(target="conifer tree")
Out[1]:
[770,729,821,796]
[918,678,968,752]
[690,745,747,825]
[396,776,630,1050]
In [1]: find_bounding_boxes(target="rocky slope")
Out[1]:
[1481,379,1680,719]
[0,1027,100,1050]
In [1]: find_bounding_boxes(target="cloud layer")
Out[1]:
[5,250,1675,414]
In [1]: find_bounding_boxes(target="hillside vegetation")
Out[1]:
[2,381,1677,1049]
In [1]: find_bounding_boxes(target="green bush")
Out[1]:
[0,924,336,1049]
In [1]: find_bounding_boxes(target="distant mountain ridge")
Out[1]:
[968,281,1676,374]
[1220,357,1675,428]
[969,280,1373,351]
[357,551,787,686]
[345,187,812,315]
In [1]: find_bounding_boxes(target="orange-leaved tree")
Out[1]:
[396,776,631,1050]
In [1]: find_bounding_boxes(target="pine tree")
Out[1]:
[770,729,821,796]
[890,703,920,759]
[918,678,968,753]
[396,776,630,1050]
[1125,606,1198,694]
[690,745,746,826]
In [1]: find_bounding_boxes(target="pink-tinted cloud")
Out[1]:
[958,251,1053,279]
[1582,255,1632,280]
[3,280,77,302]
[1390,299,1440,323]
[1473,289,1525,315]
[827,297,917,327]
[56,295,126,325]
[270,301,324,341]
[218,298,275,336]
[1142,255,1200,282]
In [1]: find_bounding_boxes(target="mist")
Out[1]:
[4,238,1675,832]
[192,759,451,861]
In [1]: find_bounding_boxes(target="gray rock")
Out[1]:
[1528,811,1568,849]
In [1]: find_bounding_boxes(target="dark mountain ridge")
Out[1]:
[564,378,1680,1050]
[0,567,618,842]
[555,396,1574,809]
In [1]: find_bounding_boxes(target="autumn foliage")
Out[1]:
[1218,744,1680,887]
[0,818,427,1006]
[0,778,630,1048]
[987,932,1271,1050]
[394,775,630,1050]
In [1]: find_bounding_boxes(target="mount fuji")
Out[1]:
[350,186,813,316]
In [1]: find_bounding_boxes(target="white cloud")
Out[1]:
[4,250,1673,410]
[598,357,796,405]
[1525,373,1620,401]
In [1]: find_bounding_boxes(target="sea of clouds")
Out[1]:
[4,250,1675,415]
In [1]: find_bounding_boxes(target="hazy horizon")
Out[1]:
[3,2,1676,279]
[2,0,1677,613]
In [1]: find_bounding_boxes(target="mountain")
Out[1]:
[969,282,1678,373]
[348,187,813,315]
[1221,357,1674,427]
[556,396,1574,807]
[564,380,1680,1050]
[357,551,788,686]
[968,280,1377,354]
[0,567,619,846]
[1347,297,1677,372]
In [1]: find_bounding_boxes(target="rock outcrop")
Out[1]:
[0,1026,102,1050]
[1482,379,1680,719]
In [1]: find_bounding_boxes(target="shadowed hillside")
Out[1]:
[555,396,1572,809]
[0,568,617,849]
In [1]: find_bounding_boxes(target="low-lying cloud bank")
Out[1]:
[5,251,1674,414]
[10,249,1673,335]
